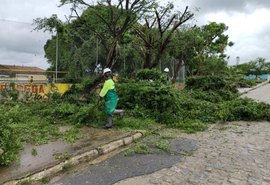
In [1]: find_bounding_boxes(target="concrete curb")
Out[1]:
[239,80,269,95]
[4,131,144,185]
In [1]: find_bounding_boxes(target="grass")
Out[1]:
[124,143,153,156]
[114,117,157,130]
[53,152,71,161]
[154,141,170,152]
[31,148,38,156]
[62,162,73,170]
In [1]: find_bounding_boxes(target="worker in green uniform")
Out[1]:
[99,68,118,129]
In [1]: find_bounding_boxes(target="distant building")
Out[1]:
[0,64,47,83]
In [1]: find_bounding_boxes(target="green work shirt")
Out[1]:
[99,79,115,98]
[99,79,118,116]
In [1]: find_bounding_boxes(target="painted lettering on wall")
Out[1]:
[15,84,45,94]
[0,83,71,95]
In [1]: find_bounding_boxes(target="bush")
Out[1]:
[70,102,105,126]
[217,98,270,121]
[117,80,180,116]
[0,123,22,166]
[0,104,22,166]
[135,69,167,83]
[171,119,208,133]
[186,75,238,93]
[185,89,239,103]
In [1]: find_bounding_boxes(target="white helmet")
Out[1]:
[103,68,111,75]
[164,68,169,73]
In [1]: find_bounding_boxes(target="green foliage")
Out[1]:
[53,102,79,118]
[62,162,72,170]
[53,152,71,161]
[31,148,38,156]
[217,98,270,122]
[63,127,81,143]
[118,74,270,133]
[154,140,170,152]
[70,102,105,126]
[186,75,237,92]
[0,120,22,166]
[171,22,233,77]
[124,143,153,155]
[233,77,256,88]
[2,71,270,167]
[185,89,238,103]
[135,69,167,83]
[114,117,156,130]
[171,119,208,133]
[235,57,270,77]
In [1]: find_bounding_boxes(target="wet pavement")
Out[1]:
[0,127,130,184]
[49,136,198,185]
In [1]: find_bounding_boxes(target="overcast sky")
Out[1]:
[0,0,270,69]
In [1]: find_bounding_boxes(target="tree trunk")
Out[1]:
[106,39,119,68]
[143,50,152,68]
[172,54,184,83]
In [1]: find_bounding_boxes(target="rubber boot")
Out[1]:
[114,109,124,117]
[103,116,113,129]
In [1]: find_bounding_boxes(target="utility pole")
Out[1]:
[96,37,99,67]
[55,32,59,83]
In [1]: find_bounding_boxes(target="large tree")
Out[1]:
[60,0,155,69]
[133,3,194,69]
[169,22,233,80]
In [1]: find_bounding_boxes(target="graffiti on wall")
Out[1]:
[0,83,71,95]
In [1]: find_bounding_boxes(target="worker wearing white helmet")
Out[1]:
[164,68,169,73]
[99,68,119,129]
[163,67,171,83]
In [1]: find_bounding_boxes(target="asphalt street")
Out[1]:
[50,137,197,185]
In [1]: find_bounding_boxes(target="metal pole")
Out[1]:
[56,32,58,83]
[96,37,99,66]
[123,45,125,76]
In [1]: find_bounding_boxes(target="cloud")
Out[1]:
[170,0,270,65]
[1,0,270,69]
[0,0,72,69]
[184,0,270,14]
[201,7,270,64]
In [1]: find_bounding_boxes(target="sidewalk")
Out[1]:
[1,127,143,185]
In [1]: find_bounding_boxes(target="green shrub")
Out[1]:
[172,119,208,133]
[70,103,105,126]
[135,69,167,83]
[235,78,256,88]
[114,117,156,130]
[185,89,238,103]
[217,98,270,121]
[186,75,237,93]
[53,102,79,118]
[0,105,22,166]
[0,123,22,166]
[118,80,180,114]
